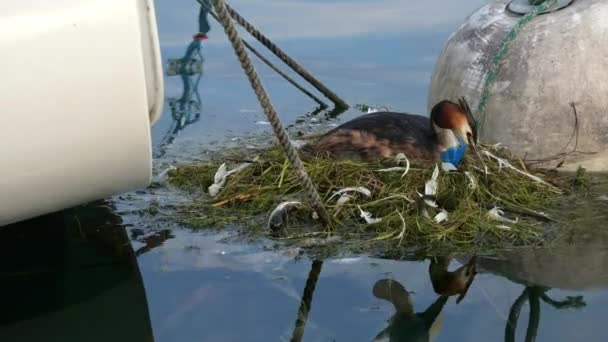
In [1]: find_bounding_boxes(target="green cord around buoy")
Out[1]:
[475,0,559,131]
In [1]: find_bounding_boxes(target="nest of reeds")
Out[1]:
[167,143,581,252]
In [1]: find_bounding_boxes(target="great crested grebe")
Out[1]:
[372,278,447,342]
[428,255,477,304]
[309,98,481,167]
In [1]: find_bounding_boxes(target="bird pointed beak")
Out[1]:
[466,135,485,167]
[451,128,484,167]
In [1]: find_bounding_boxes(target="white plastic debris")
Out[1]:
[255,120,271,125]
[441,162,458,172]
[154,165,176,183]
[393,153,411,177]
[424,197,438,208]
[488,206,519,224]
[434,210,448,223]
[208,163,228,197]
[418,167,444,220]
[464,171,477,190]
[376,166,408,173]
[416,191,438,208]
[395,211,406,245]
[424,199,438,208]
[395,153,408,163]
[336,194,353,207]
[357,205,382,224]
[269,201,302,216]
[208,159,256,197]
[329,187,372,199]
[329,187,372,210]
[377,154,410,177]
[482,150,551,186]
[496,225,512,231]
[268,201,303,230]
[425,164,440,196]
[366,107,379,114]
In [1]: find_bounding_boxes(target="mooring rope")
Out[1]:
[222,2,349,110]
[475,0,559,130]
[240,39,329,109]
[195,0,328,108]
[212,0,331,226]
[290,260,323,342]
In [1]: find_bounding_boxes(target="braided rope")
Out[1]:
[195,0,328,108]
[223,2,349,110]
[476,0,559,130]
[290,260,323,342]
[212,0,331,226]
[240,38,329,109]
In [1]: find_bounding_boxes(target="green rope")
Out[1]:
[211,0,331,226]
[475,0,559,131]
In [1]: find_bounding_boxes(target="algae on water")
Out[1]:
[167,143,579,253]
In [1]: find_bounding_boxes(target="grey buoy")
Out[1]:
[428,0,608,172]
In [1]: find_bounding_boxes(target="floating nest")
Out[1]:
[167,142,586,254]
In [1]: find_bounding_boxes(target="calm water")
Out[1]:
[2,0,608,341]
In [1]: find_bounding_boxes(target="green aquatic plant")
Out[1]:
[167,143,577,253]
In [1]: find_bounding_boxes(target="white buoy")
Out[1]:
[428,0,608,172]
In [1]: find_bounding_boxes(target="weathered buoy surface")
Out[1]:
[429,0,608,172]
[474,244,608,290]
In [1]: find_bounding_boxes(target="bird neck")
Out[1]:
[433,126,467,166]
[435,127,463,151]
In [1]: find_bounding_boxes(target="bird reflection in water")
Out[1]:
[428,255,477,303]
[371,255,477,342]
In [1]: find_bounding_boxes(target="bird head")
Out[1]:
[430,99,482,166]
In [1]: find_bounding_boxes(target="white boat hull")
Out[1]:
[0,0,164,226]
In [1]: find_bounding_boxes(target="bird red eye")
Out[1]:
[466,131,477,144]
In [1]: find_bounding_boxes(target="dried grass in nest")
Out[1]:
[167,143,578,253]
